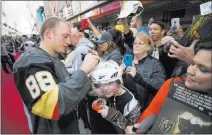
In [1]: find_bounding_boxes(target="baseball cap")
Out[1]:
[117,1,143,19]
[96,32,113,45]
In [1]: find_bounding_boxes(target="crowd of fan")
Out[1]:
[6,2,212,134]
[1,34,40,74]
[55,13,211,134]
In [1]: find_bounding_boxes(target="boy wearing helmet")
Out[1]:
[90,60,141,133]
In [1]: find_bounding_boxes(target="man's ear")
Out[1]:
[45,28,52,39]
[136,21,141,28]
[136,17,142,28]
[161,30,165,36]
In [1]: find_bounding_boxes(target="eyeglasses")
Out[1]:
[93,82,117,89]
[133,42,145,46]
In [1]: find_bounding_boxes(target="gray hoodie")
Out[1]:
[102,49,122,65]
[67,38,94,74]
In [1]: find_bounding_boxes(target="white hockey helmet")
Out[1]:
[91,60,122,84]
[117,1,144,19]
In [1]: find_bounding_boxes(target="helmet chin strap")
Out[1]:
[112,86,125,110]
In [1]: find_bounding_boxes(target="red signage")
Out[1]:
[90,8,101,19]
[100,1,121,15]
[140,0,153,5]
[81,8,101,19]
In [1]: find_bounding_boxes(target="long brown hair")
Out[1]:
[99,40,119,57]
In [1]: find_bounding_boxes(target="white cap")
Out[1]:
[91,60,122,84]
[117,1,143,19]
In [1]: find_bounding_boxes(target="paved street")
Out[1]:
[78,119,90,134]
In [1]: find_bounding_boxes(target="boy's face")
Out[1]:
[93,81,121,98]
[149,23,165,41]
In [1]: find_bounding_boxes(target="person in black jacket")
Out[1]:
[149,21,178,78]
[150,21,200,78]
[121,33,166,110]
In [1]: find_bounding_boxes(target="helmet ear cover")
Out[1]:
[115,79,121,85]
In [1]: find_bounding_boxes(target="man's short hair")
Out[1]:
[151,21,165,30]
[40,17,66,40]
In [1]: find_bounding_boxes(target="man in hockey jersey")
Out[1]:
[13,17,100,134]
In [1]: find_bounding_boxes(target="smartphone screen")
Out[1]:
[171,18,180,30]
[124,54,133,68]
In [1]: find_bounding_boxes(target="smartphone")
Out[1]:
[124,54,133,68]
[171,18,180,30]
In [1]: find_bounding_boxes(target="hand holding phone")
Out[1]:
[124,54,133,68]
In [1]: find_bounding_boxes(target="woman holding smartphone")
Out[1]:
[122,32,166,110]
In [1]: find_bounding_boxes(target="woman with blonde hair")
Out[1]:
[122,32,166,110]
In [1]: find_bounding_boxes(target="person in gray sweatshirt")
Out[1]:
[66,28,94,75]
[67,27,94,130]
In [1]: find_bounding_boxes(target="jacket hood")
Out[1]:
[77,38,94,49]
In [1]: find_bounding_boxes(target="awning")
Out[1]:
[100,1,121,16]
[143,0,203,12]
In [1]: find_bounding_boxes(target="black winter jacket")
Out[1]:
[123,55,166,109]
[155,45,178,78]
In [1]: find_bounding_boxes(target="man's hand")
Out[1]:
[166,25,184,38]
[161,36,175,45]
[87,72,92,79]
[176,25,184,38]
[80,53,100,74]
[168,40,199,65]
[166,28,175,36]
[161,36,175,53]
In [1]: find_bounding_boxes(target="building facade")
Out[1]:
[1,1,20,35]
[43,0,208,31]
